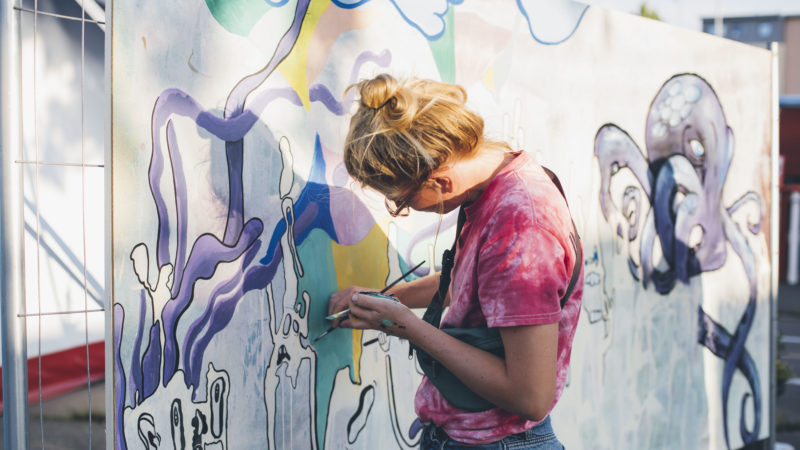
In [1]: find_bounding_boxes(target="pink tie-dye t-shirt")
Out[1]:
[414,151,584,445]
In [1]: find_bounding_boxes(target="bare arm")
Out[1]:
[327,272,446,321]
[386,272,445,308]
[344,293,557,421]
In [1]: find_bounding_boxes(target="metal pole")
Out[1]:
[104,0,116,449]
[769,40,780,450]
[788,191,800,284]
[0,0,30,447]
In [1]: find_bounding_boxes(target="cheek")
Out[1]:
[409,200,436,213]
[409,193,436,212]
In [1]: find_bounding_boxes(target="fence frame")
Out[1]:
[0,0,31,448]
[104,0,115,447]
[769,40,781,450]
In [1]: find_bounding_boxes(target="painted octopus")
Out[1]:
[595,74,763,449]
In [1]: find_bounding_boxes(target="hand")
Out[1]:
[340,291,417,339]
[327,285,369,328]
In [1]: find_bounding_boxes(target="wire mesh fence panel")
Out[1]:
[10,0,106,448]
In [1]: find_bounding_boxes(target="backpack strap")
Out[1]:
[542,167,583,308]
[562,226,582,308]
[420,206,467,328]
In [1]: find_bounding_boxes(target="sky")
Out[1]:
[586,0,800,31]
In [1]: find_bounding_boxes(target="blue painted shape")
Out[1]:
[331,0,371,8]
[388,0,462,41]
[516,0,589,45]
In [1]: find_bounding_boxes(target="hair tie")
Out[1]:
[365,97,393,111]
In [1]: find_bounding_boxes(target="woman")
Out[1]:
[327,73,583,449]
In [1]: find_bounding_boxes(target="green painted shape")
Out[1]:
[295,229,354,448]
[204,0,270,37]
[428,7,456,83]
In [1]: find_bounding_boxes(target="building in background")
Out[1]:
[702,14,800,96]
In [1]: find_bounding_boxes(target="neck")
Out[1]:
[457,143,516,203]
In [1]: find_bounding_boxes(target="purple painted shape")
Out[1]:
[186,242,262,378]
[123,0,399,413]
[224,0,310,118]
[309,49,392,116]
[141,323,161,397]
[181,272,242,379]
[409,418,424,439]
[150,90,201,267]
[114,304,127,450]
[350,49,392,83]
[294,202,318,238]
[181,242,264,386]
[246,87,303,114]
[329,185,375,245]
[309,85,346,115]
[166,121,189,298]
[129,290,147,405]
[150,87,300,278]
[223,140,245,246]
[117,0,316,419]
[197,110,260,142]
[243,245,282,293]
[186,278,252,390]
[161,218,263,383]
[146,78,300,393]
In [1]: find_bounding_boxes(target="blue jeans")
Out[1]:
[419,416,564,449]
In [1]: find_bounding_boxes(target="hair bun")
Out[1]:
[358,73,418,129]
[359,73,399,110]
[343,74,486,209]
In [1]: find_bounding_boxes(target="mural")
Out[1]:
[111,1,774,449]
[594,74,763,449]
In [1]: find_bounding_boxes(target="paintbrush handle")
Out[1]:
[325,292,398,320]
[316,261,425,341]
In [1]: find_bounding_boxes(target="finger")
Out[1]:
[328,291,345,316]
[329,286,364,316]
[339,311,369,329]
[348,302,380,323]
[328,294,336,316]
[341,318,370,330]
[329,290,351,316]
[351,292,383,311]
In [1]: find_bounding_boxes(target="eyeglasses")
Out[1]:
[384,188,417,217]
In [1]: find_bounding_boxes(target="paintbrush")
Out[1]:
[313,260,425,342]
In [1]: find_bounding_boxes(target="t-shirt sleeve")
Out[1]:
[476,204,569,327]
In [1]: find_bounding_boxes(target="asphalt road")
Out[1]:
[778,283,800,449]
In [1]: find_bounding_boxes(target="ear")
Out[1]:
[428,173,453,194]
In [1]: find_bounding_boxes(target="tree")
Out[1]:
[639,3,661,21]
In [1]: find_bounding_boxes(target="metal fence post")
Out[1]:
[0,0,30,448]
[104,0,116,448]
[769,41,780,450]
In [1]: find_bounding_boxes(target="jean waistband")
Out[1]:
[427,415,553,444]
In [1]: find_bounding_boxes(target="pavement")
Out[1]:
[777,283,800,449]
[0,381,105,449]
[1,285,800,449]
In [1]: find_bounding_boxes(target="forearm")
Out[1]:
[405,318,556,421]
[387,272,443,309]
[342,291,555,419]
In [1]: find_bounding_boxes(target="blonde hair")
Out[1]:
[343,74,485,215]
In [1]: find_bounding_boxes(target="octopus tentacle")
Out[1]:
[639,209,656,288]
[594,124,653,220]
[718,212,761,448]
[726,191,762,235]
